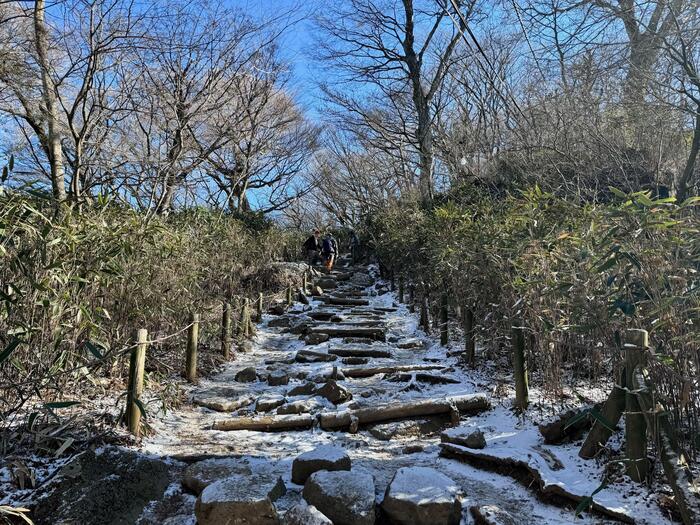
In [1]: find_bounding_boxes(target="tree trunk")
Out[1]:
[677,104,700,202]
[34,0,67,205]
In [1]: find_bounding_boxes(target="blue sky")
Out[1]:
[231,0,327,117]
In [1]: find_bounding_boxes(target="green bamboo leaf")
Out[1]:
[575,496,593,516]
[134,398,148,419]
[84,341,104,360]
[589,407,616,432]
[0,338,21,364]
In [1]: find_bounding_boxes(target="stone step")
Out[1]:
[309,325,385,341]
[328,346,392,358]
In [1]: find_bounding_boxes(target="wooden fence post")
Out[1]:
[238,298,250,338]
[390,271,396,292]
[221,302,232,359]
[303,271,308,294]
[126,328,148,437]
[512,320,529,411]
[408,284,415,313]
[625,328,649,482]
[186,313,199,382]
[286,285,293,307]
[440,293,449,346]
[257,292,264,322]
[398,275,405,303]
[463,307,475,365]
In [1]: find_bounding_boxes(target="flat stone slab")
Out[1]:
[256,394,286,413]
[193,396,254,413]
[470,505,517,525]
[277,397,324,415]
[369,418,443,441]
[296,349,338,363]
[317,380,353,405]
[292,445,351,484]
[382,466,462,525]
[441,426,486,449]
[267,370,289,386]
[195,472,285,525]
[310,325,385,341]
[303,470,376,525]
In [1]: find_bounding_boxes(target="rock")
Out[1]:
[287,382,317,396]
[291,445,351,484]
[238,340,253,353]
[402,445,424,454]
[440,426,487,449]
[317,277,338,289]
[311,286,324,296]
[397,338,423,349]
[303,470,376,525]
[289,316,314,335]
[268,370,289,386]
[184,457,261,494]
[195,472,285,525]
[369,418,443,441]
[269,302,287,315]
[350,273,372,286]
[295,349,337,363]
[317,380,353,405]
[268,317,291,328]
[282,503,333,525]
[256,394,286,413]
[382,467,462,525]
[470,505,517,525]
[235,367,258,383]
[305,333,330,345]
[298,292,311,305]
[30,447,171,525]
[538,405,601,444]
[343,337,375,345]
[276,398,323,415]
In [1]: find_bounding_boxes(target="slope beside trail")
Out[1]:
[140,256,672,525]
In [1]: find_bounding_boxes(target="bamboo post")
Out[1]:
[286,285,293,307]
[303,271,308,294]
[463,307,475,365]
[186,313,199,383]
[257,292,263,322]
[625,328,649,482]
[579,367,627,458]
[126,329,148,437]
[408,284,415,313]
[398,275,405,303]
[440,293,449,346]
[238,298,250,338]
[221,302,232,359]
[512,320,529,411]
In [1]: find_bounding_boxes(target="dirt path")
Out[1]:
[141,258,670,524]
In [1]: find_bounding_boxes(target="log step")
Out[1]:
[329,347,392,358]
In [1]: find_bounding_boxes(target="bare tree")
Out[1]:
[317,0,479,203]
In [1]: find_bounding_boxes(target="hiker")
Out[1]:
[321,231,338,270]
[304,229,321,265]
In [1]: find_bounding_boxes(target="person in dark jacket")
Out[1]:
[304,229,321,265]
[321,232,338,270]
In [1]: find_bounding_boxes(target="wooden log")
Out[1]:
[309,325,385,341]
[321,297,370,306]
[579,367,627,459]
[221,302,232,359]
[328,347,391,358]
[212,414,316,431]
[512,320,528,411]
[341,364,445,378]
[319,394,490,430]
[633,369,700,525]
[440,293,449,346]
[186,313,199,383]
[463,308,475,365]
[126,329,148,437]
[625,329,648,482]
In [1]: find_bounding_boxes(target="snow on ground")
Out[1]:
[137,264,676,524]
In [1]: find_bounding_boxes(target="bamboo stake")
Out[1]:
[186,313,199,383]
[221,302,232,359]
[512,320,529,411]
[625,329,648,482]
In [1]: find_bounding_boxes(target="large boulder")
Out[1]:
[195,472,285,525]
[276,397,324,415]
[381,467,462,525]
[268,370,289,386]
[317,380,353,405]
[368,418,443,441]
[303,470,376,525]
[316,277,338,290]
[305,333,330,345]
[440,426,486,449]
[256,394,286,413]
[291,445,351,485]
[30,447,172,525]
[184,456,281,495]
[282,503,333,525]
[470,505,516,525]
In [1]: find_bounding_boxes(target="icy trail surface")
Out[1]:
[143,260,672,525]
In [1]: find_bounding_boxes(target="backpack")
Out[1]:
[322,237,334,253]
